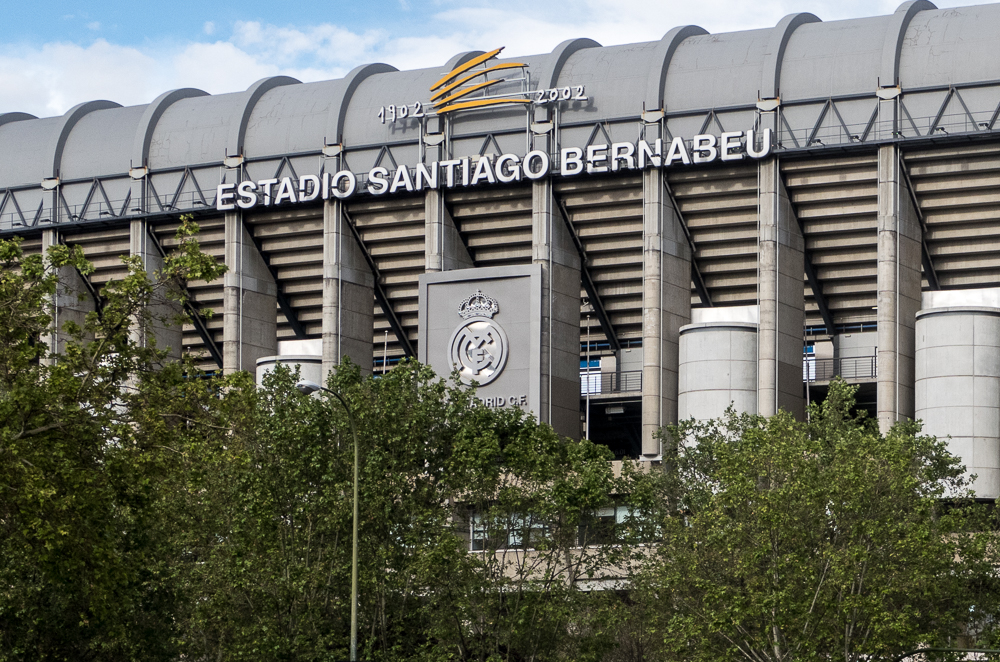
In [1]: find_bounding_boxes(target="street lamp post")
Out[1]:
[585,313,591,439]
[296,379,360,662]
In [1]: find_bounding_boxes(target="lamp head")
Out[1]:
[295,379,322,395]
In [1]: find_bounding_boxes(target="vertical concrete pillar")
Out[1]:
[40,229,94,362]
[223,211,277,374]
[425,189,473,273]
[757,158,805,419]
[130,219,182,360]
[532,179,581,438]
[322,199,375,380]
[877,144,921,433]
[642,168,691,455]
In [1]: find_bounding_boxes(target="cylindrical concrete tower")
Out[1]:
[256,355,323,387]
[678,322,758,421]
[915,306,1000,499]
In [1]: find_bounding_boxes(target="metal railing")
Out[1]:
[581,370,642,395]
[6,83,1000,236]
[803,356,877,382]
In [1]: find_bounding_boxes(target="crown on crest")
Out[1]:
[458,289,499,319]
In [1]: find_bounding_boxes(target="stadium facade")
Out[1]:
[4,2,1000,494]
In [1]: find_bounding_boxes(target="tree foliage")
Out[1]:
[4,218,1000,662]
[632,380,1000,662]
[168,360,635,662]
[0,218,226,661]
[0,222,631,660]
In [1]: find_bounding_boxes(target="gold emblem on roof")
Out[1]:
[430,47,531,115]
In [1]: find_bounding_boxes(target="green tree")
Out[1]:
[433,397,637,662]
[0,218,226,661]
[170,360,639,662]
[0,217,637,661]
[632,379,1000,662]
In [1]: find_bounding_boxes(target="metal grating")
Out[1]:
[783,154,879,328]
[670,164,759,306]
[155,218,225,371]
[906,144,1000,290]
[247,207,324,339]
[556,175,644,344]
[348,195,426,365]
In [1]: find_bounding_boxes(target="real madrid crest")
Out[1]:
[448,289,508,385]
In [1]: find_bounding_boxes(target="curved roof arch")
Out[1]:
[132,88,208,169]
[61,104,145,180]
[898,2,1000,88]
[537,38,602,89]
[326,63,397,146]
[761,12,821,99]
[644,25,708,111]
[228,75,301,158]
[663,27,773,114]
[50,100,122,179]
[778,15,893,101]
[0,112,36,128]
[882,0,937,86]
[1,3,999,190]
[444,50,487,71]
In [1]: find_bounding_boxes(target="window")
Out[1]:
[470,510,548,551]
[803,343,816,381]
[580,358,601,395]
[577,505,661,545]
[578,505,632,546]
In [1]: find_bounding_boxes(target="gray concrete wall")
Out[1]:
[835,332,878,359]
[814,339,834,360]
[679,322,759,421]
[130,218,182,360]
[322,199,375,379]
[877,144,922,433]
[532,179,581,439]
[915,307,1000,499]
[620,347,642,372]
[757,158,805,419]
[642,167,692,455]
[223,211,278,374]
[418,265,542,415]
[41,229,93,362]
[425,189,473,272]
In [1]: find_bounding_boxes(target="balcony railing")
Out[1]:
[803,356,877,382]
[581,370,642,395]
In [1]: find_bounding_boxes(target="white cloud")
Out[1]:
[0,40,160,117]
[86,21,100,31]
[0,0,979,118]
[230,20,385,69]
[170,41,279,94]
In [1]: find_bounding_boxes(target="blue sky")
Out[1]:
[0,0,977,118]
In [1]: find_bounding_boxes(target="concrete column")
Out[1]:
[757,157,805,419]
[641,168,691,455]
[40,229,94,362]
[877,144,922,433]
[425,189,473,273]
[679,322,758,421]
[532,178,581,438]
[130,219,182,360]
[223,211,277,374]
[322,199,375,380]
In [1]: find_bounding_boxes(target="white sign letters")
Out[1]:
[216,129,772,211]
